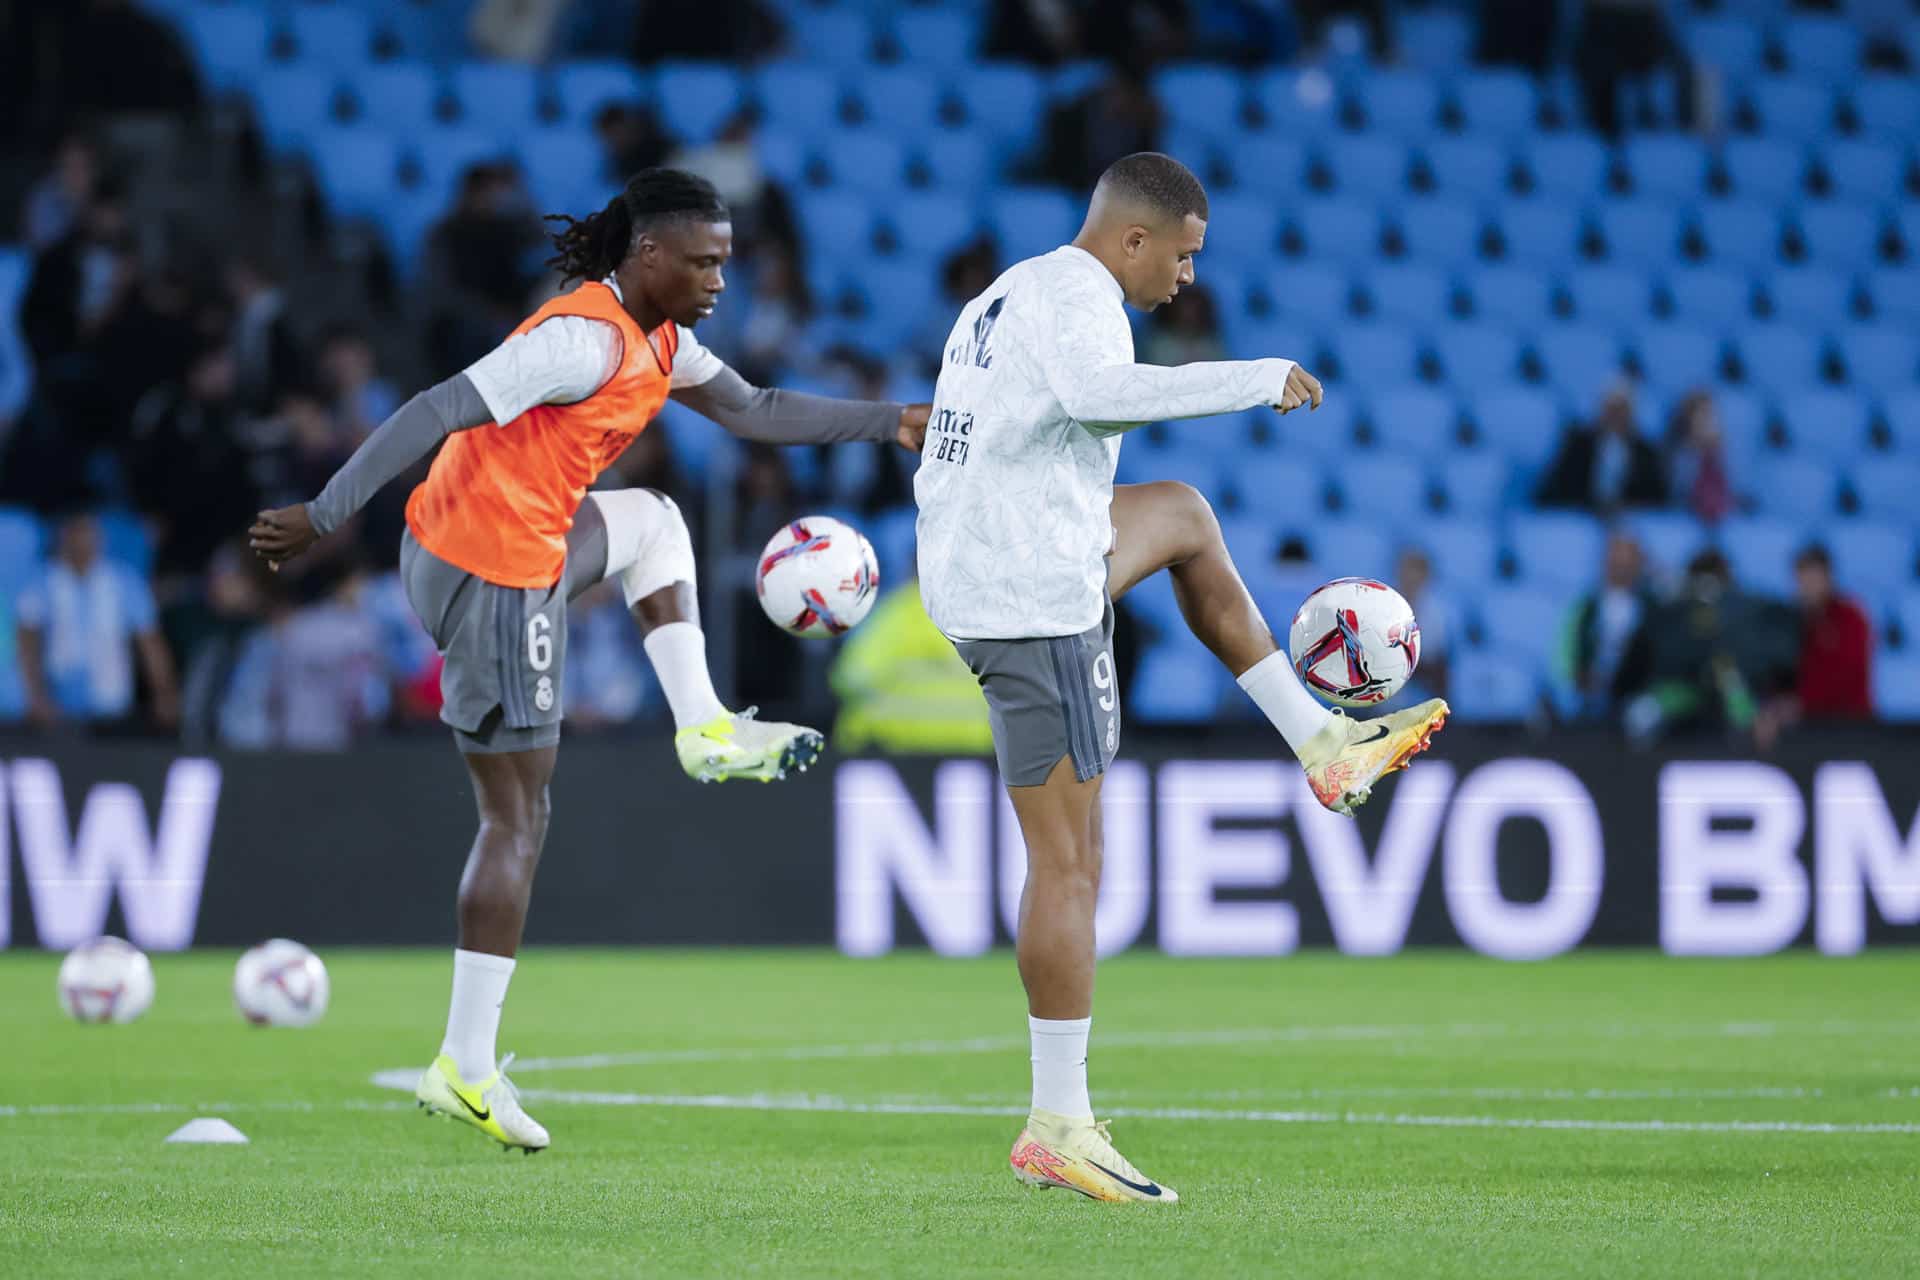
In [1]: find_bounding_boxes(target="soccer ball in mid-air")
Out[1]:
[755,516,880,638]
[57,937,156,1024]
[233,939,330,1028]
[1289,577,1421,708]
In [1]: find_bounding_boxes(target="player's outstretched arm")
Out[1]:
[248,374,492,568]
[670,362,930,453]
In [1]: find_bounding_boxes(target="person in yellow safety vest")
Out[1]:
[830,580,995,755]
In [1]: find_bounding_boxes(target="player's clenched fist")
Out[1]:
[1276,364,1322,414]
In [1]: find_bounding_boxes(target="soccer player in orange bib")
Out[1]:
[250,169,928,1151]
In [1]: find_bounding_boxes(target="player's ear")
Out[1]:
[1123,225,1149,257]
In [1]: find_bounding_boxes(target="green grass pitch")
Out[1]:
[5,949,1918,1278]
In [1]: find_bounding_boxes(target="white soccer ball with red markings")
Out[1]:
[233,938,330,1028]
[754,516,880,638]
[57,937,155,1024]
[1288,577,1421,708]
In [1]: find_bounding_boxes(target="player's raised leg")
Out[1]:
[574,488,822,782]
[1106,480,1446,815]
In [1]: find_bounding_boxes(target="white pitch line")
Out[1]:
[1101,1085,1827,1103]
[0,1099,415,1119]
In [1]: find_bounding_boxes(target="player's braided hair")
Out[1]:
[544,168,730,284]
[1096,152,1209,223]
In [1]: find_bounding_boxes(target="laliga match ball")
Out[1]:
[755,516,879,638]
[233,939,330,1028]
[1288,577,1421,709]
[57,937,155,1024]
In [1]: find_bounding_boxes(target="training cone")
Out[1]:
[164,1117,249,1144]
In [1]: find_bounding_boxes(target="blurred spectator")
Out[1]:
[830,581,993,755]
[1394,546,1452,703]
[1555,531,1654,721]
[1141,284,1226,367]
[1791,544,1873,720]
[1663,389,1734,524]
[21,0,198,127]
[174,545,270,744]
[1292,0,1388,58]
[668,111,798,261]
[224,253,304,416]
[730,446,807,710]
[125,339,255,585]
[218,564,387,750]
[317,325,400,444]
[470,0,570,62]
[23,132,99,250]
[1042,66,1163,193]
[423,164,546,378]
[594,103,675,187]
[248,389,354,515]
[22,182,137,382]
[913,239,998,375]
[986,0,1084,65]
[1623,549,1798,743]
[16,512,179,731]
[1571,0,1687,138]
[633,0,777,62]
[1081,0,1192,67]
[738,248,813,385]
[1475,0,1560,72]
[1536,384,1668,513]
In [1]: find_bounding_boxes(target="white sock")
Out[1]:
[441,948,516,1082]
[1237,650,1337,756]
[643,622,728,729]
[1029,1015,1093,1119]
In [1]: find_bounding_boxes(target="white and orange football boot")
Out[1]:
[1300,698,1449,816]
[1009,1111,1178,1203]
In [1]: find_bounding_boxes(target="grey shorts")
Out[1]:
[952,600,1119,787]
[400,530,570,754]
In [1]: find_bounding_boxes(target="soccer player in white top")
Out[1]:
[916,153,1448,1202]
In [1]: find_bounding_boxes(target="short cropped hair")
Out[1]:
[1095,152,1209,223]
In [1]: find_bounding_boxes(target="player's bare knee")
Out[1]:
[1153,480,1221,551]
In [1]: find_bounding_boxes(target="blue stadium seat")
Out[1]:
[1219,137,1308,197]
[1719,139,1807,203]
[1520,135,1610,201]
[348,65,440,135]
[1778,388,1872,457]
[1719,516,1807,596]
[1449,651,1543,721]
[1419,136,1510,202]
[816,130,909,193]
[1851,460,1920,522]
[1154,64,1248,141]
[1564,265,1654,327]
[1824,140,1906,203]
[1393,6,1474,72]
[1744,78,1837,143]
[1253,69,1343,139]
[1694,200,1783,271]
[1303,519,1394,580]
[1635,324,1723,394]
[1352,69,1442,137]
[890,8,980,67]
[1866,268,1920,326]
[1766,267,1853,327]
[1268,388,1357,458]
[784,9,875,65]
[844,257,941,351]
[1887,390,1920,453]
[1432,324,1522,385]
[372,187,447,278]
[1779,15,1865,80]
[1533,327,1624,410]
[1440,454,1511,516]
[1151,415,1257,460]
[287,3,373,68]
[1664,266,1753,325]
[253,67,342,155]
[410,127,511,208]
[795,192,877,261]
[1394,198,1483,268]
[1839,325,1920,393]
[179,3,274,93]
[1330,324,1419,385]
[953,63,1044,154]
[1292,199,1383,263]
[754,64,844,139]
[1496,199,1582,267]
[1468,385,1563,469]
[1874,657,1920,721]
[550,61,647,126]
[1227,456,1329,519]
[1712,388,1771,461]
[451,62,540,132]
[1323,135,1410,200]
[310,127,404,219]
[1737,326,1826,396]
[1418,518,1500,588]
[94,508,154,573]
[879,192,980,260]
[1829,522,1915,596]
[1267,263,1353,326]
[1898,588,1920,654]
[1361,263,1447,327]
[1226,317,1317,369]
[1472,584,1569,661]
[1623,135,1709,201]
[913,128,994,190]
[1897,208,1920,262]
[1364,385,1455,456]
[1507,511,1606,592]
[1795,202,1884,270]
[852,66,946,138]
[1685,18,1766,81]
[1132,646,1228,722]
[1850,75,1920,144]
[1596,199,1684,269]
[1452,69,1540,141]
[653,64,744,143]
[1207,192,1284,261]
[1333,454,1430,517]
[0,506,43,585]
[753,129,811,190]
[1752,457,1839,520]
[990,188,1082,264]
[1620,510,1710,575]
[1114,448,1224,497]
[1468,266,1553,328]
[519,129,608,215]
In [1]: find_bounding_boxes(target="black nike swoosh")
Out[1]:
[1353,722,1390,744]
[448,1088,491,1123]
[1087,1159,1163,1197]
